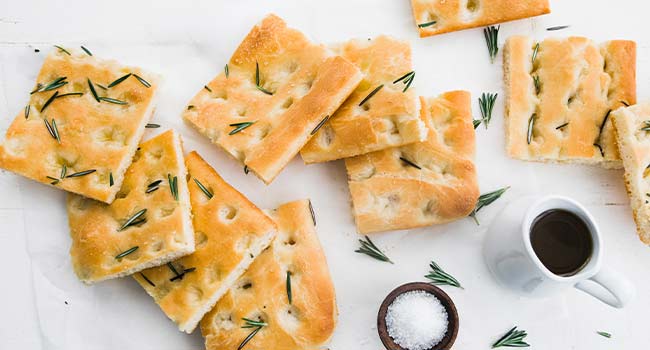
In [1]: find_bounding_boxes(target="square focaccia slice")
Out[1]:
[134,151,278,333]
[183,14,362,184]
[200,199,336,350]
[345,91,479,234]
[0,46,159,203]
[411,0,550,37]
[504,36,636,168]
[66,130,194,283]
[612,103,650,244]
[300,36,425,163]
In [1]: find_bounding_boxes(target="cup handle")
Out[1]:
[574,266,636,308]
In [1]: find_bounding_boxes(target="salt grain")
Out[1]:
[385,290,448,350]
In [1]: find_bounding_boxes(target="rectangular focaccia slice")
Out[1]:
[345,91,479,234]
[300,36,425,163]
[0,47,159,203]
[612,103,650,244]
[183,14,362,184]
[66,130,194,283]
[504,36,636,168]
[134,151,278,333]
[411,0,550,37]
[200,199,336,350]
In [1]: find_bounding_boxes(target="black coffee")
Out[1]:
[530,209,593,276]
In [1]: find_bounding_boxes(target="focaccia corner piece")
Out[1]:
[67,130,194,284]
[300,36,425,163]
[611,103,650,244]
[345,91,479,234]
[411,0,550,37]
[201,199,336,350]
[183,14,362,184]
[0,46,159,203]
[134,151,278,333]
[504,36,636,169]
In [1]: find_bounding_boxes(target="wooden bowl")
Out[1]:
[377,282,459,350]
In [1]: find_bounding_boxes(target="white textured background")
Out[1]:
[1,0,649,349]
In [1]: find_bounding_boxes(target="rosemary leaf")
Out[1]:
[418,21,437,28]
[393,71,415,92]
[118,209,147,232]
[145,123,160,128]
[286,271,292,304]
[533,75,541,94]
[527,114,536,144]
[308,199,316,226]
[87,78,100,102]
[148,179,162,188]
[44,118,61,143]
[56,92,83,98]
[469,186,510,225]
[115,246,138,260]
[66,169,96,178]
[187,105,195,110]
[311,115,330,135]
[400,156,421,170]
[168,174,178,201]
[167,262,180,276]
[355,235,393,264]
[60,164,67,179]
[244,165,249,174]
[532,43,540,64]
[109,172,114,186]
[145,186,159,194]
[479,92,498,129]
[133,74,151,88]
[492,326,530,348]
[40,91,60,112]
[621,100,630,107]
[140,272,155,287]
[254,61,274,95]
[225,64,229,78]
[194,178,213,199]
[640,120,650,132]
[25,105,30,119]
[46,176,60,185]
[80,46,93,56]
[426,260,462,289]
[54,45,71,55]
[107,73,132,88]
[359,84,384,107]
[99,97,128,105]
[547,25,570,31]
[556,122,569,130]
[204,85,212,93]
[596,331,611,338]
[229,121,255,135]
[238,324,263,350]
[31,76,68,94]
[483,25,500,63]
[170,267,196,282]
[473,119,482,129]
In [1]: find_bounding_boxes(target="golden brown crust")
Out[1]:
[611,103,650,244]
[134,151,277,333]
[300,36,424,163]
[67,130,194,283]
[200,199,336,350]
[411,0,550,37]
[345,91,479,234]
[183,14,362,183]
[504,36,636,168]
[0,47,159,203]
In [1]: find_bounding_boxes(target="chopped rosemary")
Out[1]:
[255,62,273,95]
[66,169,96,178]
[533,75,541,94]
[140,273,155,287]
[118,209,147,231]
[527,114,536,144]
[145,123,160,128]
[25,105,30,119]
[40,91,59,112]
[426,260,462,289]
[31,76,68,94]
[168,174,178,201]
[225,64,229,78]
[170,267,196,282]
[229,121,255,135]
[547,25,570,31]
[44,118,60,143]
[478,92,498,129]
[308,199,316,226]
[80,46,92,56]
[286,271,292,304]
[492,326,530,348]
[204,85,212,93]
[115,246,139,260]
[239,318,266,350]
[109,172,114,186]
[46,176,60,185]
[311,115,330,135]
[359,84,384,107]
[393,71,415,92]
[107,73,132,88]
[483,25,500,63]
[556,122,569,130]
[532,43,540,64]
[400,156,421,170]
[87,78,100,102]
[133,74,151,88]
[469,186,510,225]
[418,21,437,28]
[60,164,67,179]
[355,235,393,264]
[99,97,128,105]
[596,331,611,338]
[194,178,213,199]
[54,45,70,55]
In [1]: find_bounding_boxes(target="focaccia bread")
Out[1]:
[300,36,424,163]
[504,36,636,168]
[67,130,194,283]
[0,47,159,203]
[200,199,336,350]
[411,0,550,37]
[183,14,362,184]
[611,103,650,244]
[345,91,479,234]
[134,151,278,333]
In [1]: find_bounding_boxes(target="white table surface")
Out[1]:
[1,0,649,349]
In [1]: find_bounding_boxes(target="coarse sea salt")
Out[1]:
[385,290,448,350]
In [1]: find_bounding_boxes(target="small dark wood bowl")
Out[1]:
[377,282,459,350]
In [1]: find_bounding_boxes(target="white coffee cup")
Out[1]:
[483,195,635,308]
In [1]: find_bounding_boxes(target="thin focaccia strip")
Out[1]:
[183,14,362,184]
[301,36,424,163]
[612,103,650,244]
[345,91,479,234]
[134,151,277,333]
[201,200,336,350]
[411,0,550,37]
[0,47,159,203]
[67,130,194,283]
[504,36,636,168]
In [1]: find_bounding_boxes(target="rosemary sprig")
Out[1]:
[204,85,212,93]
[483,25,500,63]
[418,21,437,28]
[478,92,498,129]
[194,178,213,199]
[40,91,59,112]
[492,326,530,348]
[115,246,138,260]
[54,45,71,55]
[225,64,229,78]
[596,331,611,338]
[66,169,96,178]
[547,25,570,31]
[44,118,60,143]
[80,46,93,56]
[107,73,132,88]
[60,164,67,179]
[133,74,151,88]
[527,114,536,144]
[425,260,462,289]
[239,318,266,350]
[308,199,316,226]
[532,43,540,64]
[118,209,147,231]
[168,174,178,201]
[46,176,60,185]
[109,172,114,186]
[286,271,292,304]
[469,186,510,225]
[140,273,155,287]
[145,123,160,128]
[229,121,255,135]
[400,156,421,170]
[88,78,100,102]
[556,122,569,130]
[99,97,128,105]
[255,62,273,95]
[359,84,384,107]
[311,115,330,135]
[25,105,30,119]
[393,71,415,92]
[355,235,393,264]
[31,76,68,94]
